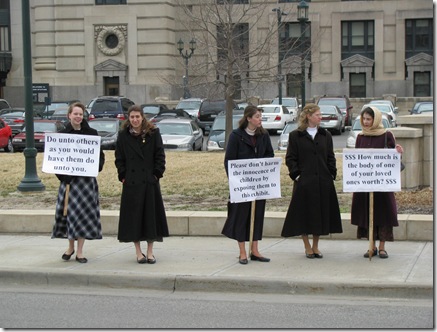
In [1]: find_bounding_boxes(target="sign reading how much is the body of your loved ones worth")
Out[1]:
[42,133,101,177]
[228,157,282,203]
[342,148,402,193]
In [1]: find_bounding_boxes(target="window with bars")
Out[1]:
[217,23,249,65]
[216,0,249,4]
[414,71,431,97]
[349,73,366,98]
[406,19,433,59]
[280,22,311,60]
[96,0,126,5]
[341,21,374,60]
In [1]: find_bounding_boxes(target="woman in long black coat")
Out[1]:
[351,106,403,259]
[52,102,105,264]
[281,103,342,259]
[115,105,169,264]
[222,105,274,264]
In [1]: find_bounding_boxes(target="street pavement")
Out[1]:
[0,234,432,299]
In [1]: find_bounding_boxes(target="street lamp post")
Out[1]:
[297,0,309,108]
[177,38,196,99]
[272,8,287,105]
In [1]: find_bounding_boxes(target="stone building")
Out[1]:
[0,0,433,107]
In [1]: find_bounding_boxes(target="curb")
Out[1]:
[0,269,432,299]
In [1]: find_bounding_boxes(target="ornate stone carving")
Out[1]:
[95,25,127,56]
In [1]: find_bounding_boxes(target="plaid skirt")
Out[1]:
[52,176,102,240]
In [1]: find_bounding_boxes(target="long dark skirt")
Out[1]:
[357,225,394,242]
[52,177,102,240]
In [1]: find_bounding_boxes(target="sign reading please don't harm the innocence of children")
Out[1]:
[228,157,282,203]
[42,133,101,177]
[343,148,402,193]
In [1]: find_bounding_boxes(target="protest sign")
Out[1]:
[343,148,401,192]
[42,133,101,177]
[228,157,282,203]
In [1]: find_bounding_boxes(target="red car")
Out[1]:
[0,118,13,152]
[12,120,65,152]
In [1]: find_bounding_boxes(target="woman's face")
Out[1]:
[307,109,322,127]
[248,110,262,129]
[68,106,84,127]
[129,110,143,131]
[362,113,374,128]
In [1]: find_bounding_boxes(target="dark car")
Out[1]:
[0,99,12,112]
[206,110,244,151]
[0,118,13,152]
[39,100,80,119]
[140,103,169,119]
[0,109,43,136]
[150,108,191,123]
[317,95,354,126]
[88,118,123,150]
[87,96,135,121]
[197,99,238,133]
[409,101,434,114]
[12,120,65,152]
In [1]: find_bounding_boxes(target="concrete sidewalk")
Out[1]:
[0,234,432,299]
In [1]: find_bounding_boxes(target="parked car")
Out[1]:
[12,120,65,152]
[409,101,434,114]
[257,104,293,134]
[197,99,238,134]
[0,110,43,136]
[277,121,298,151]
[346,114,393,148]
[271,97,299,121]
[0,99,12,112]
[206,110,244,151]
[140,103,169,119]
[175,98,204,118]
[319,104,345,135]
[87,96,135,120]
[49,107,89,124]
[0,118,13,152]
[88,118,123,150]
[155,118,203,151]
[41,100,80,119]
[150,108,191,123]
[361,103,397,126]
[237,102,250,110]
[368,99,398,113]
[317,95,353,126]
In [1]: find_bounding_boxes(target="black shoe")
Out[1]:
[62,250,74,261]
[313,252,323,259]
[147,255,156,264]
[75,256,88,263]
[364,248,377,258]
[379,250,389,259]
[305,251,315,259]
[250,254,270,262]
[239,256,248,265]
[137,253,147,264]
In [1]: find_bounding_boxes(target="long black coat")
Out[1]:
[281,128,342,237]
[351,131,399,229]
[115,127,169,242]
[222,128,274,242]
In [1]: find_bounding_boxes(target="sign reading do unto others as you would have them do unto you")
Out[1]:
[42,133,101,177]
[228,157,282,203]
[342,148,401,193]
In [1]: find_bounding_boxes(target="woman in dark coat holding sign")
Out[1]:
[351,106,403,259]
[222,105,274,264]
[281,103,342,259]
[52,102,105,263]
[115,105,168,264]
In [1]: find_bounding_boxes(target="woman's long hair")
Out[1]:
[297,103,320,131]
[121,104,155,135]
[238,105,266,135]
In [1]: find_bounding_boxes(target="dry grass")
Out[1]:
[0,150,432,214]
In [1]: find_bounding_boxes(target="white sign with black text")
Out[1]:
[228,157,282,203]
[343,148,401,192]
[42,133,101,177]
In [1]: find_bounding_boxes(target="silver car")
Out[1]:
[346,114,393,148]
[156,118,203,151]
[175,98,204,118]
[277,121,298,151]
[319,104,345,135]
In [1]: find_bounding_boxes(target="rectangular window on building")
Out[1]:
[286,73,303,100]
[96,0,126,4]
[279,0,311,2]
[216,0,249,4]
[217,23,249,66]
[281,22,311,60]
[341,21,374,60]
[350,73,366,98]
[406,19,433,59]
[414,72,431,97]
